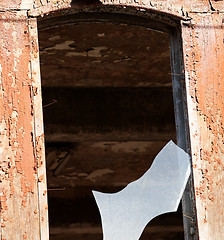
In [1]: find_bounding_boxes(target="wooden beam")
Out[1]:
[45,132,176,142]
[49,225,184,235]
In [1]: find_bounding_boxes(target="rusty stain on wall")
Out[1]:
[0,10,41,240]
[182,12,224,239]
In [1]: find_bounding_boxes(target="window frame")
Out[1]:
[36,7,198,239]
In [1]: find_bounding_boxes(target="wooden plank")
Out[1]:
[50,225,184,234]
[46,141,168,188]
[42,87,175,130]
[45,132,176,142]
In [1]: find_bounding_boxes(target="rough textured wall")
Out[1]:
[30,0,212,18]
[28,17,49,240]
[0,0,224,240]
[0,11,40,239]
[0,0,33,10]
[0,8,48,240]
[182,12,224,239]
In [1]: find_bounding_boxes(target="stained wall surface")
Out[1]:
[0,0,224,240]
[0,3,48,240]
[0,10,43,240]
[182,12,224,239]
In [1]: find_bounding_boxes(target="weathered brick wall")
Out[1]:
[29,0,216,18]
[182,12,224,239]
[0,0,224,239]
[0,10,41,239]
[0,3,48,240]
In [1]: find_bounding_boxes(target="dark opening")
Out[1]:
[38,12,184,240]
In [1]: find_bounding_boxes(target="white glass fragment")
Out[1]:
[92,140,191,240]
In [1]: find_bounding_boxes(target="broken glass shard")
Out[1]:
[92,140,191,240]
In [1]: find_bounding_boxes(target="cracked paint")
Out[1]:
[182,12,224,239]
[0,10,43,240]
[20,0,33,9]
[0,0,224,239]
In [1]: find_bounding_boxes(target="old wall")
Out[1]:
[30,0,223,19]
[182,12,224,239]
[0,3,48,240]
[0,0,224,239]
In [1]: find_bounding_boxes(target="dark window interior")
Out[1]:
[38,18,184,240]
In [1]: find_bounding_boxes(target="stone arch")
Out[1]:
[30,0,189,22]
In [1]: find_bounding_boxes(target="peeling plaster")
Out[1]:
[20,0,33,10]
[0,1,224,239]
[66,46,107,57]
[0,11,41,239]
[43,40,75,51]
[42,40,107,58]
[182,13,224,239]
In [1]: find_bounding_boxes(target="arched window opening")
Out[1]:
[38,10,188,240]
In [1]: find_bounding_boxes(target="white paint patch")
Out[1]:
[66,46,107,58]
[88,47,107,57]
[97,33,105,38]
[11,110,18,118]
[44,41,75,51]
[20,0,33,9]
[87,169,114,182]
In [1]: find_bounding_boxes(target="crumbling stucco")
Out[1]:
[182,12,224,239]
[0,0,224,239]
[0,10,41,240]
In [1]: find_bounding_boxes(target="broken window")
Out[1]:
[38,11,190,240]
[93,141,191,240]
